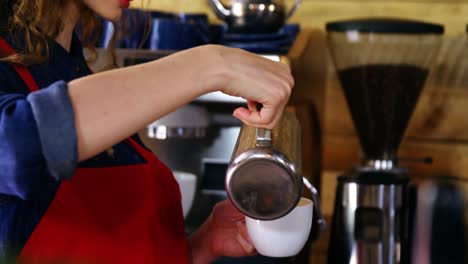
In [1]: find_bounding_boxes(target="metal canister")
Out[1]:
[226,111,304,220]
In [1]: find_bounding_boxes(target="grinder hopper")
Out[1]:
[327,18,443,166]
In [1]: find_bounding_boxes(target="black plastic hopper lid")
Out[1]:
[326,18,444,34]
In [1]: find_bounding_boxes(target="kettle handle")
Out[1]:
[286,0,302,20]
[208,0,231,20]
[303,177,327,234]
[256,128,272,147]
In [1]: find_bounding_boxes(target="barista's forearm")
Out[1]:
[68,46,220,161]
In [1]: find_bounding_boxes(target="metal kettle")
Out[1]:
[208,0,301,33]
[226,111,325,226]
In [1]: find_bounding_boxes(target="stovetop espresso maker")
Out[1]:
[325,18,444,264]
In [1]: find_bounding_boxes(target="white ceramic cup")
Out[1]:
[172,171,197,218]
[245,197,313,257]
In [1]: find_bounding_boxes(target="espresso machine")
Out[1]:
[325,18,444,264]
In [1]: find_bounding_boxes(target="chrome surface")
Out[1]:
[341,182,405,264]
[411,178,468,264]
[354,165,408,175]
[146,104,211,139]
[411,182,437,264]
[208,0,301,33]
[147,126,208,140]
[303,177,326,232]
[365,159,395,170]
[255,128,272,147]
[225,147,302,220]
[195,91,246,104]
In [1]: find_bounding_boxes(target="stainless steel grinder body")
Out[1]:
[328,170,410,264]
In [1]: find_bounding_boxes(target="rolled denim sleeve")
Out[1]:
[0,81,77,200]
[27,81,77,181]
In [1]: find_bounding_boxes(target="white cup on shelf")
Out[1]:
[173,171,197,218]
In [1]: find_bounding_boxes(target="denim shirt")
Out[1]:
[0,32,146,260]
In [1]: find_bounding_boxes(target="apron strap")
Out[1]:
[124,138,157,163]
[0,37,40,92]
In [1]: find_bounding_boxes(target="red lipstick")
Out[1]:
[120,0,132,8]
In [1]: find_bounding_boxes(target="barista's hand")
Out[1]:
[199,45,294,129]
[188,200,256,264]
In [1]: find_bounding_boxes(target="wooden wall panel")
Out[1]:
[132,0,468,35]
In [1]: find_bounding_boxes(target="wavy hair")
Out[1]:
[0,0,101,65]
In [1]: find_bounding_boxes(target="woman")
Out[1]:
[0,0,293,263]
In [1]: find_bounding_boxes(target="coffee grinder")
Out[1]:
[325,19,444,264]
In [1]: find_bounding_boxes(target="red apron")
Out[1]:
[0,37,189,264]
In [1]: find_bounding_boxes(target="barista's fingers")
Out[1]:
[233,105,277,129]
[236,233,256,255]
[247,100,259,112]
[236,222,256,255]
[236,222,253,244]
